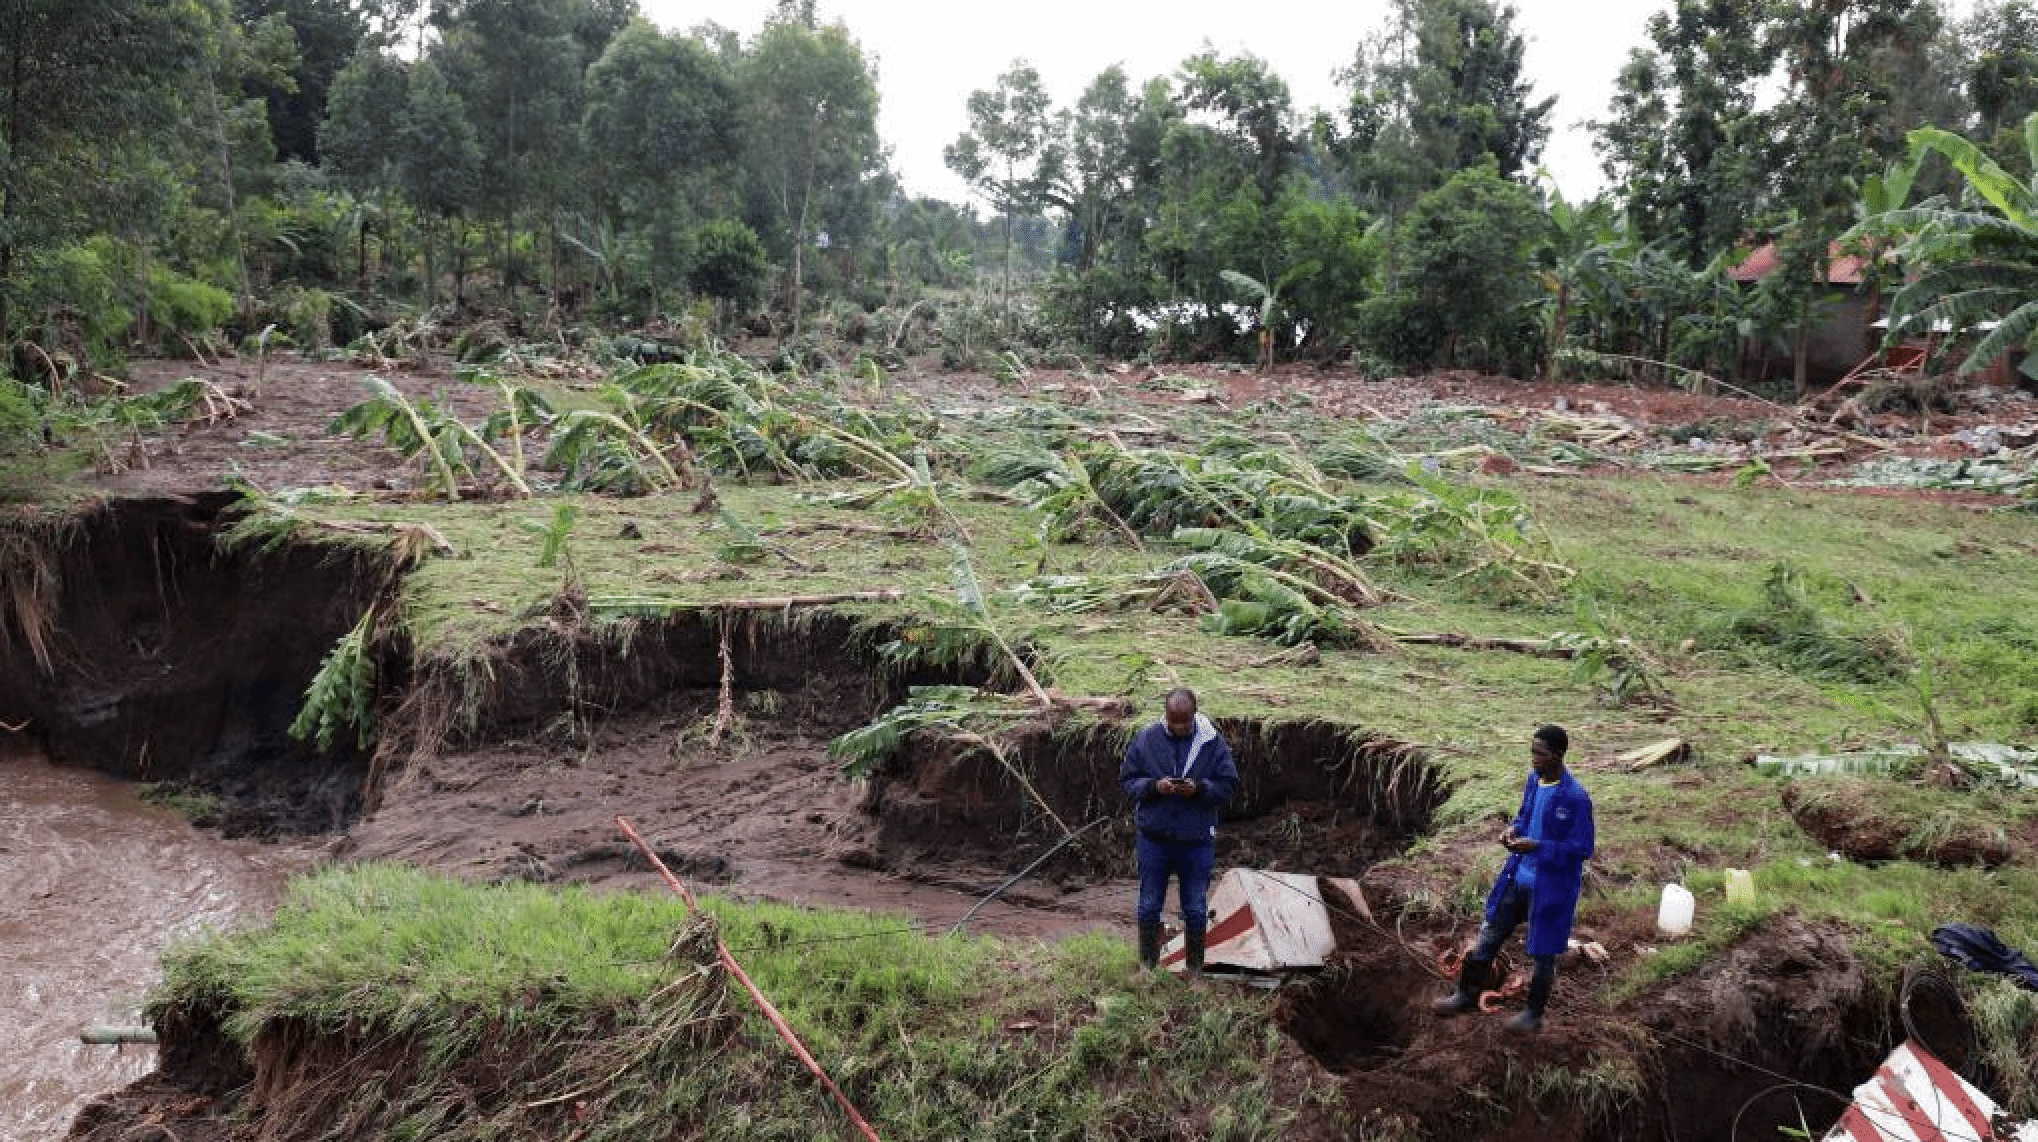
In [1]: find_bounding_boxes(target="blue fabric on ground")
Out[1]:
[1932,923,2038,992]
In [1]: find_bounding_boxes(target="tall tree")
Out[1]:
[1761,0,1941,388]
[583,20,737,222]
[236,0,370,165]
[1592,0,1771,265]
[736,12,882,335]
[582,19,738,309]
[398,58,482,305]
[1142,53,1302,346]
[1962,1,2038,154]
[319,46,409,289]
[1341,0,1553,215]
[428,0,632,295]
[0,0,219,343]
[1049,67,1149,272]
[946,61,1061,325]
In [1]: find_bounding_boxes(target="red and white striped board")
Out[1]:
[1158,868,1369,973]
[1822,1041,2036,1142]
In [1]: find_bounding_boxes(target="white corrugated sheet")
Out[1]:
[1159,868,1369,973]
[1822,1041,2037,1142]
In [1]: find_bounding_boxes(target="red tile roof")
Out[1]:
[1728,241,1870,285]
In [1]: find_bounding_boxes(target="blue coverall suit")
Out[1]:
[1470,768,1595,1015]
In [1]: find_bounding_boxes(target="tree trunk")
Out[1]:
[452,225,468,309]
[0,42,25,346]
[420,215,438,308]
[204,70,253,322]
[1544,281,1570,384]
[1793,290,1813,393]
[789,187,811,340]
[1002,205,1015,334]
[501,213,515,297]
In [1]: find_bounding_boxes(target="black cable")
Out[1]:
[1900,960,1981,1082]
[948,815,1115,935]
[1727,1081,1850,1142]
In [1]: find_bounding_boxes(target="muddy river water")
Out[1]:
[1,742,307,1141]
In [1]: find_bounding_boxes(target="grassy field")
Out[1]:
[161,863,1327,1141]
[22,351,2038,1130]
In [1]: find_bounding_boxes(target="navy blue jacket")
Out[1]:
[1486,769,1594,957]
[1119,714,1240,844]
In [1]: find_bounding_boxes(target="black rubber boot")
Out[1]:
[1432,957,1488,1016]
[1506,961,1555,1032]
[1184,927,1206,978]
[1137,919,1162,972]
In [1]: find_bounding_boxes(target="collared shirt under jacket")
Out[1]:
[1119,713,1240,844]
[1486,769,1595,957]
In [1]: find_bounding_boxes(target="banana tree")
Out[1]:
[1534,187,1621,383]
[1220,268,1295,373]
[1849,111,2038,379]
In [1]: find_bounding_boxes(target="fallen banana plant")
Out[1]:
[543,407,687,494]
[222,482,455,565]
[291,608,379,752]
[584,589,906,619]
[1173,527,1385,607]
[1385,626,1666,705]
[1008,569,1217,615]
[331,376,533,499]
[828,685,1075,839]
[972,445,1144,549]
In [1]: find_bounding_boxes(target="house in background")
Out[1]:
[1728,240,1880,387]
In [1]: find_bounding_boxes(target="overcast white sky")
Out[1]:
[632,1,1961,207]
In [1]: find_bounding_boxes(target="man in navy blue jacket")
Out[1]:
[1433,724,1595,1031]
[1120,688,1240,976]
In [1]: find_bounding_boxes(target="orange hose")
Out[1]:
[616,816,883,1142]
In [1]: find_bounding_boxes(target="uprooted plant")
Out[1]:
[332,375,536,499]
[1699,561,1909,683]
[291,607,379,752]
[828,683,1075,840]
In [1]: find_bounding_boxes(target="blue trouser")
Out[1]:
[1472,879,1556,982]
[1135,833,1214,933]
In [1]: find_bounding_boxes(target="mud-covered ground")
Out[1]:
[60,351,2025,934]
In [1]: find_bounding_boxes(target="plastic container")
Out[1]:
[1724,868,1755,905]
[1657,883,1695,937]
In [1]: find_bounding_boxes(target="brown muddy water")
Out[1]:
[0,742,308,1141]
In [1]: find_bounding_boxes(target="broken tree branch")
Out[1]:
[1389,631,1575,657]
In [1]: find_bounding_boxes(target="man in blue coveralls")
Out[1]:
[1120,688,1240,976]
[1433,724,1595,1031]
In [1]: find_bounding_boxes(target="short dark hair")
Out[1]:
[1533,724,1569,757]
[1165,687,1198,713]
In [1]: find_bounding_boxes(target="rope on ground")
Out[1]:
[617,815,884,1142]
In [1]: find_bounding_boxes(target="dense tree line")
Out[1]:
[1,0,2035,386]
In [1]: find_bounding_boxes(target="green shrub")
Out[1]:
[146,265,234,343]
[687,219,768,309]
[24,239,133,363]
[1356,167,1544,374]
